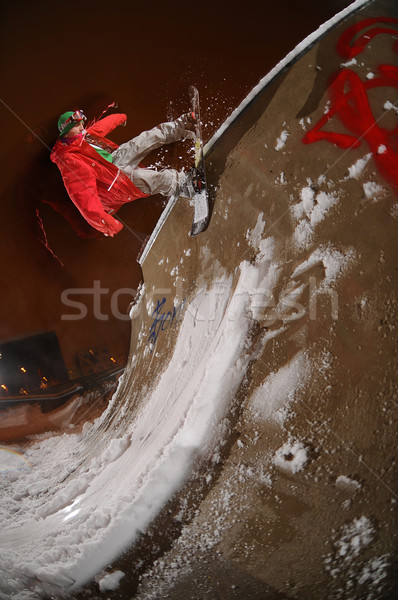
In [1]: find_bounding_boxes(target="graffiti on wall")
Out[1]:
[147,297,186,350]
[303,17,398,195]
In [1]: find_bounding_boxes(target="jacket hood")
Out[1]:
[50,136,82,163]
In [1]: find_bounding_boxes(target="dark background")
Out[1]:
[0,0,354,378]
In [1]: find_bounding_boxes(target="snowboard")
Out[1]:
[188,86,210,236]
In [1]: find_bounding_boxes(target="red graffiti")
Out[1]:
[303,17,398,194]
[336,17,398,59]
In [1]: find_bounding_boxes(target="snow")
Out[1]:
[291,244,356,287]
[363,181,385,200]
[0,448,32,471]
[98,570,125,592]
[323,515,380,590]
[0,251,283,597]
[300,186,316,215]
[0,186,357,597]
[250,352,309,426]
[191,189,209,223]
[347,153,372,179]
[341,58,358,68]
[335,516,374,561]
[384,100,398,114]
[310,191,339,227]
[358,555,389,586]
[246,212,266,248]
[275,171,287,185]
[129,283,145,319]
[291,184,340,250]
[275,129,289,151]
[273,439,309,474]
[335,475,362,493]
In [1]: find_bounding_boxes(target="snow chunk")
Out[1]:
[275,130,289,151]
[384,100,398,114]
[170,266,179,276]
[98,570,125,592]
[341,58,357,67]
[363,181,385,200]
[347,153,371,179]
[129,283,145,320]
[291,188,339,250]
[323,100,331,115]
[292,219,313,250]
[274,440,308,473]
[299,118,306,130]
[300,186,315,215]
[275,171,287,185]
[235,239,281,321]
[335,475,361,493]
[292,244,356,287]
[310,191,338,227]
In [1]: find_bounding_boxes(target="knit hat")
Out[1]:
[58,110,85,137]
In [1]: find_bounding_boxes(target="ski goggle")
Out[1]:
[59,110,87,135]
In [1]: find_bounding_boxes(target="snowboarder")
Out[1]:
[50,109,195,237]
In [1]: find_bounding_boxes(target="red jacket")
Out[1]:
[50,114,148,236]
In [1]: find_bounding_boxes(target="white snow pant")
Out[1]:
[111,116,190,197]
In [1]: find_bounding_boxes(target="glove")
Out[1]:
[181,111,196,129]
[176,113,196,140]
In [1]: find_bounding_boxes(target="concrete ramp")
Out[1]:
[1,0,398,597]
[129,1,398,595]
